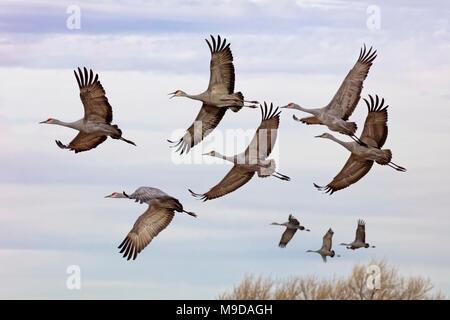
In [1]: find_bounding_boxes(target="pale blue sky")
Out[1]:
[0,0,449,299]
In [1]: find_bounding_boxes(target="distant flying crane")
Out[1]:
[105,187,196,261]
[340,219,376,250]
[168,35,258,154]
[189,103,290,201]
[306,228,339,263]
[314,95,406,195]
[271,214,310,248]
[281,45,377,144]
[39,67,135,153]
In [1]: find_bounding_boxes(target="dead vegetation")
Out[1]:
[219,260,444,300]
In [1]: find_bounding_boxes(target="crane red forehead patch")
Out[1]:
[47,118,53,122]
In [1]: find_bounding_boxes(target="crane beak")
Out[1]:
[202,152,210,156]
[280,105,288,109]
[168,92,177,99]
[39,120,47,124]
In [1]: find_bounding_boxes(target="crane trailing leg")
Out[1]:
[110,124,136,146]
[272,172,291,181]
[221,92,258,111]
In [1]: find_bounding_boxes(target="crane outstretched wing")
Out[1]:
[74,67,113,123]
[355,219,366,243]
[55,132,107,153]
[169,104,227,155]
[359,95,388,148]
[279,228,297,248]
[127,187,170,204]
[118,207,174,261]
[244,103,281,160]
[288,214,300,226]
[125,187,185,212]
[189,165,255,201]
[321,229,334,252]
[326,45,377,120]
[314,155,374,195]
[206,35,235,94]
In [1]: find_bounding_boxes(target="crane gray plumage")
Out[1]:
[314,94,406,195]
[39,67,136,153]
[281,45,377,144]
[168,35,258,155]
[340,219,375,250]
[271,214,310,248]
[189,103,290,201]
[306,228,339,263]
[105,187,196,261]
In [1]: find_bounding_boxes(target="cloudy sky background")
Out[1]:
[0,0,449,299]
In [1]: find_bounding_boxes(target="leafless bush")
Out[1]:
[218,260,444,300]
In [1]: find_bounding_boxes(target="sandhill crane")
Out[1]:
[168,35,258,154]
[39,67,136,153]
[306,228,339,263]
[281,45,377,144]
[105,187,196,261]
[314,95,406,195]
[340,219,376,250]
[271,214,310,248]
[189,103,290,201]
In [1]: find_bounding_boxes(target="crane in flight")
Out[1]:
[281,45,377,145]
[105,187,196,261]
[39,67,135,153]
[306,228,340,263]
[314,94,406,195]
[168,35,258,155]
[189,103,290,201]
[271,214,310,248]
[340,219,376,250]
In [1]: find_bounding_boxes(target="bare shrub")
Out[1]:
[219,260,444,300]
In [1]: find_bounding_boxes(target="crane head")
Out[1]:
[105,192,119,198]
[168,90,185,99]
[39,118,54,124]
[315,133,333,139]
[280,102,295,109]
[202,150,216,157]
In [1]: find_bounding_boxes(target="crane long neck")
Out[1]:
[327,135,352,151]
[116,192,129,199]
[293,104,320,116]
[52,119,82,130]
[185,92,205,101]
[214,152,236,163]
